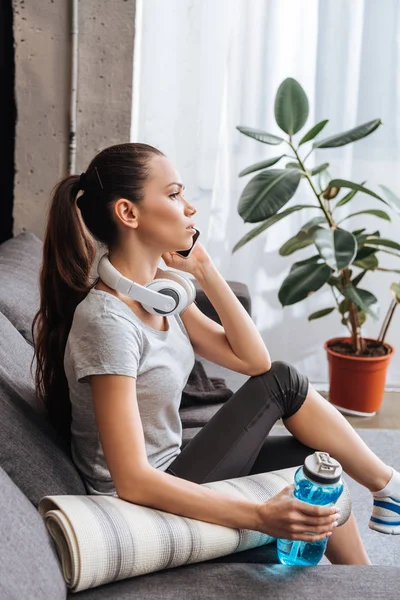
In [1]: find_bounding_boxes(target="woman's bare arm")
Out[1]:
[90,373,338,541]
[183,263,271,372]
[90,373,261,530]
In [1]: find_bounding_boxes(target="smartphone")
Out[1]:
[175,228,200,258]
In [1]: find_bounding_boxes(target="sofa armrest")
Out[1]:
[192,280,251,325]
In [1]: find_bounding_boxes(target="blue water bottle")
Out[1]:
[277,451,344,566]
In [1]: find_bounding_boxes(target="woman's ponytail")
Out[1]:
[33,142,165,449]
[32,175,97,449]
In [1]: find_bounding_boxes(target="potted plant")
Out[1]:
[233,77,400,416]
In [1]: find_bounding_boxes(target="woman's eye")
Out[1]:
[170,192,185,200]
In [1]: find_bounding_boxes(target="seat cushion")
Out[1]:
[180,403,225,427]
[70,563,400,600]
[0,379,86,506]
[0,311,85,505]
[0,310,40,412]
[0,232,42,344]
[0,310,85,505]
[0,465,66,600]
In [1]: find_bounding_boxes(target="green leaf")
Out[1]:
[379,185,400,216]
[352,228,366,237]
[318,169,332,193]
[300,216,327,232]
[342,286,380,320]
[238,168,302,223]
[376,267,400,274]
[337,209,391,225]
[308,307,335,321]
[299,120,329,146]
[313,228,358,271]
[338,298,350,315]
[279,234,314,256]
[375,249,400,258]
[279,262,333,306]
[354,247,377,262]
[310,163,330,176]
[232,205,315,253]
[328,180,388,205]
[289,255,322,270]
[239,156,285,177]
[328,274,342,289]
[352,270,368,287]
[335,181,367,208]
[285,162,302,170]
[391,283,400,302]
[358,311,367,326]
[274,78,309,136]
[363,237,400,252]
[313,119,382,148]
[280,218,326,257]
[236,126,284,145]
[353,253,379,271]
[357,231,381,244]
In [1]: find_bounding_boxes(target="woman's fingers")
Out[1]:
[288,531,332,542]
[296,513,339,527]
[299,504,337,516]
[296,501,337,518]
[290,522,336,534]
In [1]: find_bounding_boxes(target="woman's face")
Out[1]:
[136,154,198,252]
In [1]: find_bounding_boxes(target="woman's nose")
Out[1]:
[185,201,196,215]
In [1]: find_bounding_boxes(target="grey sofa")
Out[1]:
[0,232,399,600]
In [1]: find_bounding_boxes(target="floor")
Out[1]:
[336,392,400,430]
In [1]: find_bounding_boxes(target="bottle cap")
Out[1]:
[303,452,343,484]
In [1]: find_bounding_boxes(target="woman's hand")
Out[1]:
[161,239,214,278]
[256,485,340,541]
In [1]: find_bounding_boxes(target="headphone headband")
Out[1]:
[97,254,176,312]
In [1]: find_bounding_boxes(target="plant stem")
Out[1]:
[342,268,365,355]
[378,299,398,344]
[288,142,335,227]
[303,147,314,162]
[330,286,352,335]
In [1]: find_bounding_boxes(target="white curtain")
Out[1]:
[132,0,400,390]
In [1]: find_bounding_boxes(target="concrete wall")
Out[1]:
[12,0,136,239]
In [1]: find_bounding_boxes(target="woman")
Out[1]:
[33,143,400,567]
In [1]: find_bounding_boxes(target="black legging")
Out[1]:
[166,361,316,484]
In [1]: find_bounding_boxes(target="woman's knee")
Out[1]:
[256,360,310,419]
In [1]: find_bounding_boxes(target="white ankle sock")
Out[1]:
[373,467,400,498]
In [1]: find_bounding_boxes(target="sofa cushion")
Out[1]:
[70,563,400,600]
[193,280,251,323]
[0,310,40,412]
[0,465,66,600]
[180,403,225,427]
[0,381,86,506]
[0,232,42,344]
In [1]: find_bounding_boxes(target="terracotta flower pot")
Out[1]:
[324,337,394,417]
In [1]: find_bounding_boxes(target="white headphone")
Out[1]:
[97,254,197,316]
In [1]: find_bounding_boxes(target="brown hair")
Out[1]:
[32,142,165,448]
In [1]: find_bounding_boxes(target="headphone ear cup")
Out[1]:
[144,278,188,315]
[161,271,197,305]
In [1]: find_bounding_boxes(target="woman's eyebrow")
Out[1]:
[165,182,185,190]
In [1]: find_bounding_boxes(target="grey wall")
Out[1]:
[12,0,136,239]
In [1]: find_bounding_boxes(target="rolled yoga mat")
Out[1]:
[39,466,352,593]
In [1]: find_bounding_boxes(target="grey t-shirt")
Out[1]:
[64,288,195,495]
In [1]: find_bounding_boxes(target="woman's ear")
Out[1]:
[113,198,139,229]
